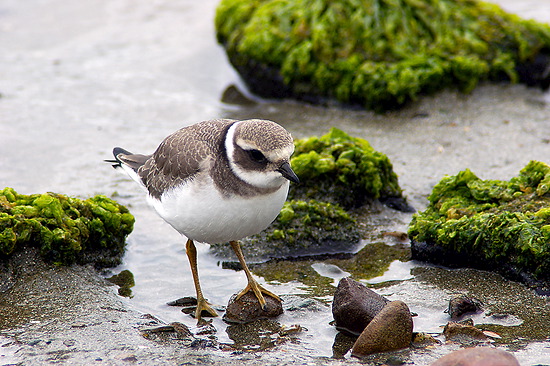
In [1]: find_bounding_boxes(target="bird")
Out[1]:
[108,118,299,322]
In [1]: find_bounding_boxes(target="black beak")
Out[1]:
[277,161,300,183]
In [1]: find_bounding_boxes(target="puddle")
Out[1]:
[363,260,416,285]
[311,263,351,287]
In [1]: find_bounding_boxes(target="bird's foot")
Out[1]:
[194,298,219,321]
[236,279,281,310]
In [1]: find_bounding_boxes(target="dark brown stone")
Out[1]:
[220,84,257,106]
[430,347,520,366]
[223,291,283,323]
[447,294,483,319]
[351,300,413,357]
[332,277,390,335]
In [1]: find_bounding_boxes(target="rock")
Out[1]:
[166,296,225,317]
[223,291,283,323]
[332,277,390,335]
[515,51,550,90]
[443,321,487,341]
[430,347,520,366]
[351,300,413,357]
[166,297,197,307]
[140,322,195,341]
[215,0,550,111]
[0,187,134,268]
[167,296,198,315]
[220,84,257,105]
[412,332,441,347]
[447,294,483,319]
[408,161,550,294]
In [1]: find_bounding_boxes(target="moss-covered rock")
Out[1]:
[216,0,550,111]
[290,127,410,210]
[408,161,550,291]
[0,187,134,268]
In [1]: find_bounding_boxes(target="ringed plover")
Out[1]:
[109,119,299,321]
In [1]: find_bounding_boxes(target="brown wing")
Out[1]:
[138,119,236,199]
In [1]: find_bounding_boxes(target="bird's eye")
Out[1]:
[247,149,267,164]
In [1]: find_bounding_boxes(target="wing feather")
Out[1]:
[138,119,236,199]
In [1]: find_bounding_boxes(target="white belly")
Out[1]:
[148,180,289,244]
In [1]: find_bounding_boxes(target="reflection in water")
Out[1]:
[250,242,411,300]
[332,331,355,359]
[225,319,301,351]
[311,263,350,287]
[411,266,550,342]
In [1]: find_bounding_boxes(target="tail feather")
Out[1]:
[113,147,151,172]
[105,147,130,168]
[107,147,151,189]
[108,147,150,171]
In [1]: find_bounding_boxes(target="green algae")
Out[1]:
[408,161,550,284]
[0,187,134,268]
[216,0,550,111]
[268,199,359,247]
[289,127,405,209]
[107,269,135,297]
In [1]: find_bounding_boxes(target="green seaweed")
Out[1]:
[408,161,550,282]
[107,269,136,297]
[0,187,134,268]
[216,0,550,111]
[289,127,404,208]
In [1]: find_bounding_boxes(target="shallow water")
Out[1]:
[1,0,550,364]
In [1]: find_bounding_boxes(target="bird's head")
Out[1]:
[226,119,299,189]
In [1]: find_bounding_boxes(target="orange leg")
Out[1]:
[230,240,281,309]
[186,239,218,321]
